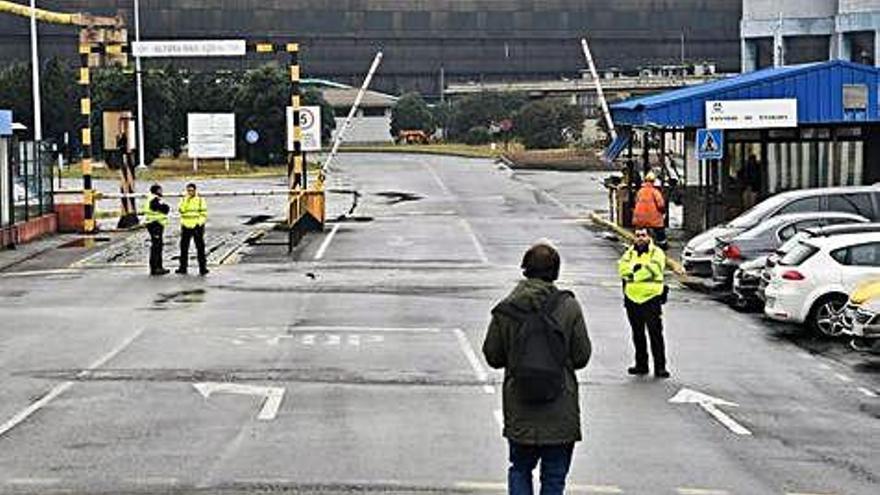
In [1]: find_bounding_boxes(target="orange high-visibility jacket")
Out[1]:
[632,183,665,228]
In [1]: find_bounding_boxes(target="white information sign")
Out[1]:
[187,113,236,158]
[132,40,247,58]
[706,99,798,129]
[287,106,322,152]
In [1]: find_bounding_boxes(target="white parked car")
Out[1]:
[764,232,880,336]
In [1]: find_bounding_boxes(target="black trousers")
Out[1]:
[146,222,164,273]
[625,296,666,371]
[179,225,207,272]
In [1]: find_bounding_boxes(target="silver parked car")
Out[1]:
[682,185,880,277]
[712,212,869,290]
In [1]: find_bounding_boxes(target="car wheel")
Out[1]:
[808,294,849,337]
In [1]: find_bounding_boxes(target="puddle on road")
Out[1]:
[375,191,423,205]
[57,237,111,249]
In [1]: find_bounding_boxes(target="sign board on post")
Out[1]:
[706,99,797,129]
[0,110,11,136]
[188,113,236,158]
[132,40,247,58]
[696,129,724,160]
[287,106,322,152]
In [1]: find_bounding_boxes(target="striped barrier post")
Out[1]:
[78,40,94,233]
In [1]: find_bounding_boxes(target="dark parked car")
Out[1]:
[711,212,868,290]
[682,185,880,277]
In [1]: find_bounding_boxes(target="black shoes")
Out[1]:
[150,268,170,276]
[199,269,210,276]
[628,366,670,378]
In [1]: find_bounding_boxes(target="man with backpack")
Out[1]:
[618,228,669,378]
[483,243,592,495]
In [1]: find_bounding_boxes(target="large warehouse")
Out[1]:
[0,0,742,96]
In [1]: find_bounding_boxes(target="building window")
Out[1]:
[784,35,831,64]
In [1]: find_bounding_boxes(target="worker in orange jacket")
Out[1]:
[632,172,667,250]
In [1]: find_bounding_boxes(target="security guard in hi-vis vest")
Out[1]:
[176,182,209,276]
[144,184,171,276]
[618,228,669,378]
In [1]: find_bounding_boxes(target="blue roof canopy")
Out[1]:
[0,110,11,136]
[610,61,880,128]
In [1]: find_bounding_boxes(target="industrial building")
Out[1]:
[743,0,880,70]
[0,1,743,96]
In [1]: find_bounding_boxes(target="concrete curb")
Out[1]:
[587,212,692,280]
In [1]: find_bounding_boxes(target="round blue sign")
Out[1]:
[245,129,259,144]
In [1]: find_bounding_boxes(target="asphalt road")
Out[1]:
[0,153,877,495]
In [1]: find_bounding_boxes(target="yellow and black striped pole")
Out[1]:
[288,43,303,192]
[78,39,95,233]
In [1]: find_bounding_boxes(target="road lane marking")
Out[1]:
[453,328,495,394]
[456,481,623,493]
[677,489,729,495]
[834,373,853,383]
[193,383,285,421]
[461,218,490,264]
[423,162,453,197]
[817,363,832,371]
[670,388,752,436]
[494,409,504,429]
[0,327,145,439]
[326,334,341,346]
[5,478,61,485]
[348,335,361,347]
[314,223,341,261]
[786,492,839,495]
[286,326,443,333]
[302,335,315,345]
[857,387,878,398]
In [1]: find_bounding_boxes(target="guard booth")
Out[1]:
[0,110,57,247]
[605,60,880,235]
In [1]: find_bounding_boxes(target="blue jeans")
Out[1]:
[507,441,575,495]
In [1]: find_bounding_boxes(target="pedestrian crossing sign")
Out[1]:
[696,129,724,160]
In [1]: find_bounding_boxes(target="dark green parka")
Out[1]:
[482,278,591,445]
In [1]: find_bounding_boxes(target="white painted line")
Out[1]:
[127,477,180,485]
[834,373,853,383]
[348,335,361,347]
[314,223,341,261]
[455,481,506,491]
[326,334,341,346]
[493,409,504,430]
[569,485,625,494]
[786,492,839,495]
[258,388,285,421]
[703,403,752,436]
[677,489,730,495]
[857,387,878,398]
[368,335,385,344]
[424,162,453,197]
[0,327,145,439]
[817,363,832,371]
[453,328,494,394]
[799,352,815,360]
[5,478,62,485]
[0,269,82,279]
[302,334,316,346]
[460,218,490,264]
[285,326,443,333]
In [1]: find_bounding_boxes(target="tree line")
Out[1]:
[391,92,585,150]
[0,60,335,166]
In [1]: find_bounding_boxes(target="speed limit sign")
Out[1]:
[287,105,321,152]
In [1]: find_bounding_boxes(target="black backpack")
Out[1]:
[493,290,572,404]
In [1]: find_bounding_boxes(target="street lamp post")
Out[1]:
[134,0,146,168]
[29,0,42,141]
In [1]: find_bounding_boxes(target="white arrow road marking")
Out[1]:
[193,383,286,421]
[302,334,316,345]
[326,334,341,346]
[669,388,752,436]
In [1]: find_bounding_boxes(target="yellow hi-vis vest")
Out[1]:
[618,242,666,304]
[178,195,207,229]
[143,194,168,227]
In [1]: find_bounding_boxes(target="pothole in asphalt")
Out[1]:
[57,237,111,249]
[375,191,423,205]
[242,214,274,225]
[152,288,206,307]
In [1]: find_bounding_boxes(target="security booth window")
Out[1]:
[10,140,54,225]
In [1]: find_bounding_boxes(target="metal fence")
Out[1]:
[1,138,54,229]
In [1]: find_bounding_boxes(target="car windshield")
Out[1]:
[779,241,819,266]
[728,195,788,228]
